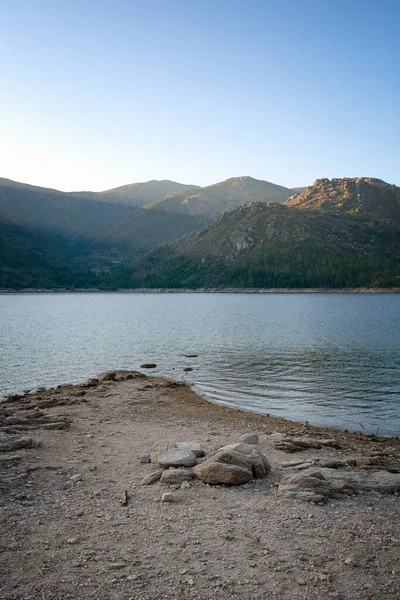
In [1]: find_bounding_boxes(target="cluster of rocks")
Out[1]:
[0,405,70,454]
[138,430,400,505]
[86,370,147,385]
[0,370,150,459]
[140,433,271,488]
[278,467,400,503]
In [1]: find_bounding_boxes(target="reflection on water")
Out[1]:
[0,292,399,435]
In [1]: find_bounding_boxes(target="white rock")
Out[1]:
[157,448,197,468]
[161,492,175,503]
[175,442,205,457]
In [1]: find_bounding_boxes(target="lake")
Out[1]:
[0,292,399,436]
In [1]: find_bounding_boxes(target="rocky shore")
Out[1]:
[1,287,400,294]
[1,371,399,599]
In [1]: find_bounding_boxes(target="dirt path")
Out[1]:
[1,372,399,600]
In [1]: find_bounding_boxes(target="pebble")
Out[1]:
[70,474,82,482]
[161,493,175,503]
[108,562,126,570]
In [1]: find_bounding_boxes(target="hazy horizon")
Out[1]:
[2,172,400,195]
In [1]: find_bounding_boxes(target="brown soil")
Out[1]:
[1,374,399,600]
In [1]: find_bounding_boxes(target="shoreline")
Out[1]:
[1,370,400,599]
[1,286,400,294]
[2,370,399,439]
[4,372,400,442]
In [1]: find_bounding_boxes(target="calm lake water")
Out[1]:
[0,293,399,436]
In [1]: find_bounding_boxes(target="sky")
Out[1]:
[1,0,399,191]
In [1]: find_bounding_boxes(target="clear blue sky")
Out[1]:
[1,0,399,191]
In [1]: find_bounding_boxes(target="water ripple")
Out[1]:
[0,292,399,435]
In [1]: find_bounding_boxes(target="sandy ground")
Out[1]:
[1,372,399,600]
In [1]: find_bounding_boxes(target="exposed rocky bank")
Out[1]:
[1,371,399,599]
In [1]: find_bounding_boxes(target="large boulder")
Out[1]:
[193,442,270,485]
[157,447,197,468]
[239,433,259,445]
[174,442,204,457]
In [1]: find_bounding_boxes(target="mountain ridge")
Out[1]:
[128,199,400,289]
[2,174,400,290]
[144,175,293,218]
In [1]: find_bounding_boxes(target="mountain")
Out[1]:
[0,178,133,239]
[93,208,209,257]
[91,180,199,206]
[3,174,400,291]
[0,217,87,288]
[144,176,293,218]
[0,177,200,238]
[129,202,400,289]
[286,177,400,224]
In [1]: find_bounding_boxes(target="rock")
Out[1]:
[316,467,400,494]
[140,363,157,369]
[279,466,400,502]
[315,459,347,469]
[157,448,197,468]
[181,481,191,490]
[40,421,69,430]
[67,537,79,545]
[108,562,126,570]
[97,369,146,382]
[175,442,204,457]
[278,471,355,503]
[0,436,33,453]
[139,470,163,486]
[97,371,117,382]
[183,367,193,372]
[160,468,194,485]
[194,461,252,485]
[239,433,259,445]
[272,434,341,452]
[161,492,175,503]
[70,474,82,482]
[6,394,23,402]
[140,455,151,464]
[85,378,99,386]
[293,462,314,470]
[193,442,270,485]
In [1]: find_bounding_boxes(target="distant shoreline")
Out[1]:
[1,287,400,294]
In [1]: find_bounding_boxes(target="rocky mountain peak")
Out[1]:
[285,176,400,224]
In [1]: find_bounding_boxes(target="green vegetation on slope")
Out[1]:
[2,175,400,290]
[128,203,400,289]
